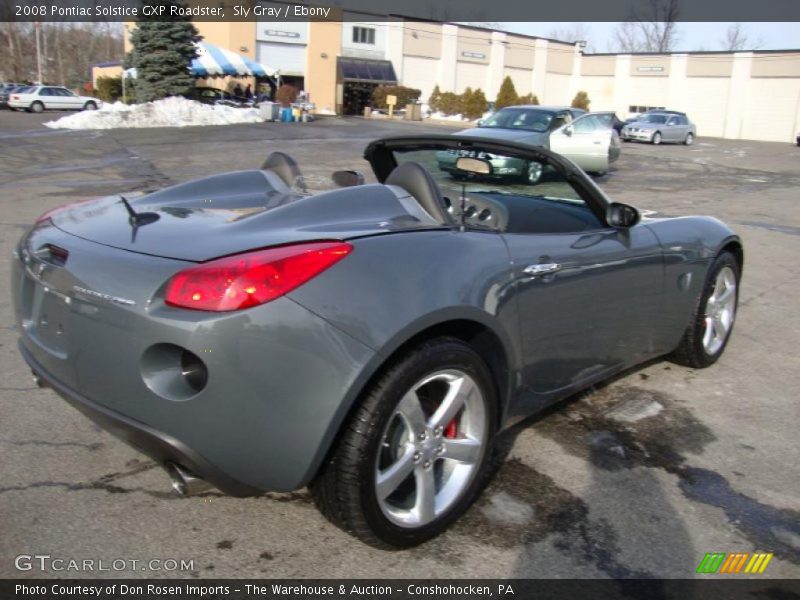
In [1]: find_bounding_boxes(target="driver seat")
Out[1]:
[385,162,450,224]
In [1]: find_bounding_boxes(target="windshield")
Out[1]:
[480,108,555,132]
[385,146,604,234]
[638,114,668,124]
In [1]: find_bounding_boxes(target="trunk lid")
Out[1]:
[51,170,442,262]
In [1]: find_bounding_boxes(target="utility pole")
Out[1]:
[34,21,43,84]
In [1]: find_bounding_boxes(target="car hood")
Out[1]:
[625,122,660,130]
[50,170,443,262]
[455,127,550,146]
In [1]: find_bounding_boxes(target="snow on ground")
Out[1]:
[44,96,262,130]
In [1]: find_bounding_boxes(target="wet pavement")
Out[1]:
[0,110,798,579]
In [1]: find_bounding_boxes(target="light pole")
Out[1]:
[34,21,43,84]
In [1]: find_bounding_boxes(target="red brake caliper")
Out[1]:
[443,417,459,439]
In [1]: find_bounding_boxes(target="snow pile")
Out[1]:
[427,111,470,122]
[45,96,262,130]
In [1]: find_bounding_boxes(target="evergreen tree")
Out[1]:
[571,91,591,110]
[495,76,519,110]
[461,86,474,116]
[463,87,488,120]
[428,84,442,112]
[127,0,200,103]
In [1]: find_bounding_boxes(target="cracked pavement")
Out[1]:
[0,111,798,579]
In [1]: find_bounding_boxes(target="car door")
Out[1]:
[37,87,56,109]
[549,113,613,172]
[500,165,663,414]
[664,116,684,141]
[57,88,81,109]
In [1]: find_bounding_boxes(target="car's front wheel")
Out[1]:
[83,101,97,111]
[311,337,497,548]
[652,131,662,145]
[669,251,740,368]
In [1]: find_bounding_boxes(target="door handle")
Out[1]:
[523,263,561,276]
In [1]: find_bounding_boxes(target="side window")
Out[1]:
[572,115,601,134]
[667,117,677,125]
[39,88,53,96]
[679,116,688,125]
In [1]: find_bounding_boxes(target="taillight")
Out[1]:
[164,241,353,312]
[11,95,19,100]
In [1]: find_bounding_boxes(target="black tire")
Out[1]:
[622,138,631,142]
[30,101,44,114]
[669,251,740,368]
[684,132,694,146]
[83,101,97,111]
[652,131,662,145]
[310,337,498,548]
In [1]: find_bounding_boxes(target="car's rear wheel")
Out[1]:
[669,251,740,368]
[684,132,694,146]
[84,101,97,111]
[652,131,662,145]
[311,337,497,548]
[30,101,44,114]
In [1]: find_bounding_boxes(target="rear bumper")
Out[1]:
[20,340,260,497]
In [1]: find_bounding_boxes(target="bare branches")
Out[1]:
[721,23,763,51]
[548,23,594,51]
[612,0,682,54]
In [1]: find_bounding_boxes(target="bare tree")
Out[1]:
[548,23,594,51]
[612,0,681,53]
[721,23,763,51]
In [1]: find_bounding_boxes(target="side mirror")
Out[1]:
[332,170,365,187]
[476,119,485,127]
[606,202,640,228]
[563,126,573,137]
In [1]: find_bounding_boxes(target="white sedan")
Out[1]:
[8,85,102,113]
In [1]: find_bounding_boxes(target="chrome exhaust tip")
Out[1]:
[165,462,212,496]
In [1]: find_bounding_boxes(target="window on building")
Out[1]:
[353,27,376,45]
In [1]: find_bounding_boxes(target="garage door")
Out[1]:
[741,78,800,142]
[684,78,730,138]
[401,56,438,100]
[258,42,306,76]
[455,61,488,93]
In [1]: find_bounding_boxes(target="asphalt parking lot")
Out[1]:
[1,110,799,579]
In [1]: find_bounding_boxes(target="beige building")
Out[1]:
[115,16,800,142]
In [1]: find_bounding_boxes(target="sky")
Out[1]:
[500,22,800,53]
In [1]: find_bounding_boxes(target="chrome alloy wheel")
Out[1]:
[703,266,737,355]
[375,369,487,528]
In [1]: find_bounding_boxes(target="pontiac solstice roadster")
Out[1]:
[12,135,742,548]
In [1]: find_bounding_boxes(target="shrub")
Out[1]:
[275,84,298,107]
[438,91,462,116]
[428,84,442,112]
[462,87,488,120]
[495,76,519,110]
[517,92,540,105]
[571,91,590,110]
[95,76,123,103]
[372,85,422,109]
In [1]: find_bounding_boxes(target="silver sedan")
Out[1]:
[621,112,697,145]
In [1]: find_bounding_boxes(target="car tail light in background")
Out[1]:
[164,241,353,312]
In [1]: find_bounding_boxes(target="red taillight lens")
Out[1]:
[164,241,353,312]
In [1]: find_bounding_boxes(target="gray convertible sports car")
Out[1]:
[12,135,742,548]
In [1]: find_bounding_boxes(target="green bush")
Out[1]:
[95,76,123,103]
[438,92,462,116]
[495,76,519,110]
[372,85,422,109]
[428,84,442,112]
[517,92,540,105]
[571,91,590,110]
[462,87,488,120]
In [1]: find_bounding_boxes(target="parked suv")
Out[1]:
[621,111,696,145]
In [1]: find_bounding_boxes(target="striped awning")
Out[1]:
[191,41,277,78]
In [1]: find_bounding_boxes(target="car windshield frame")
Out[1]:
[479,108,557,133]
